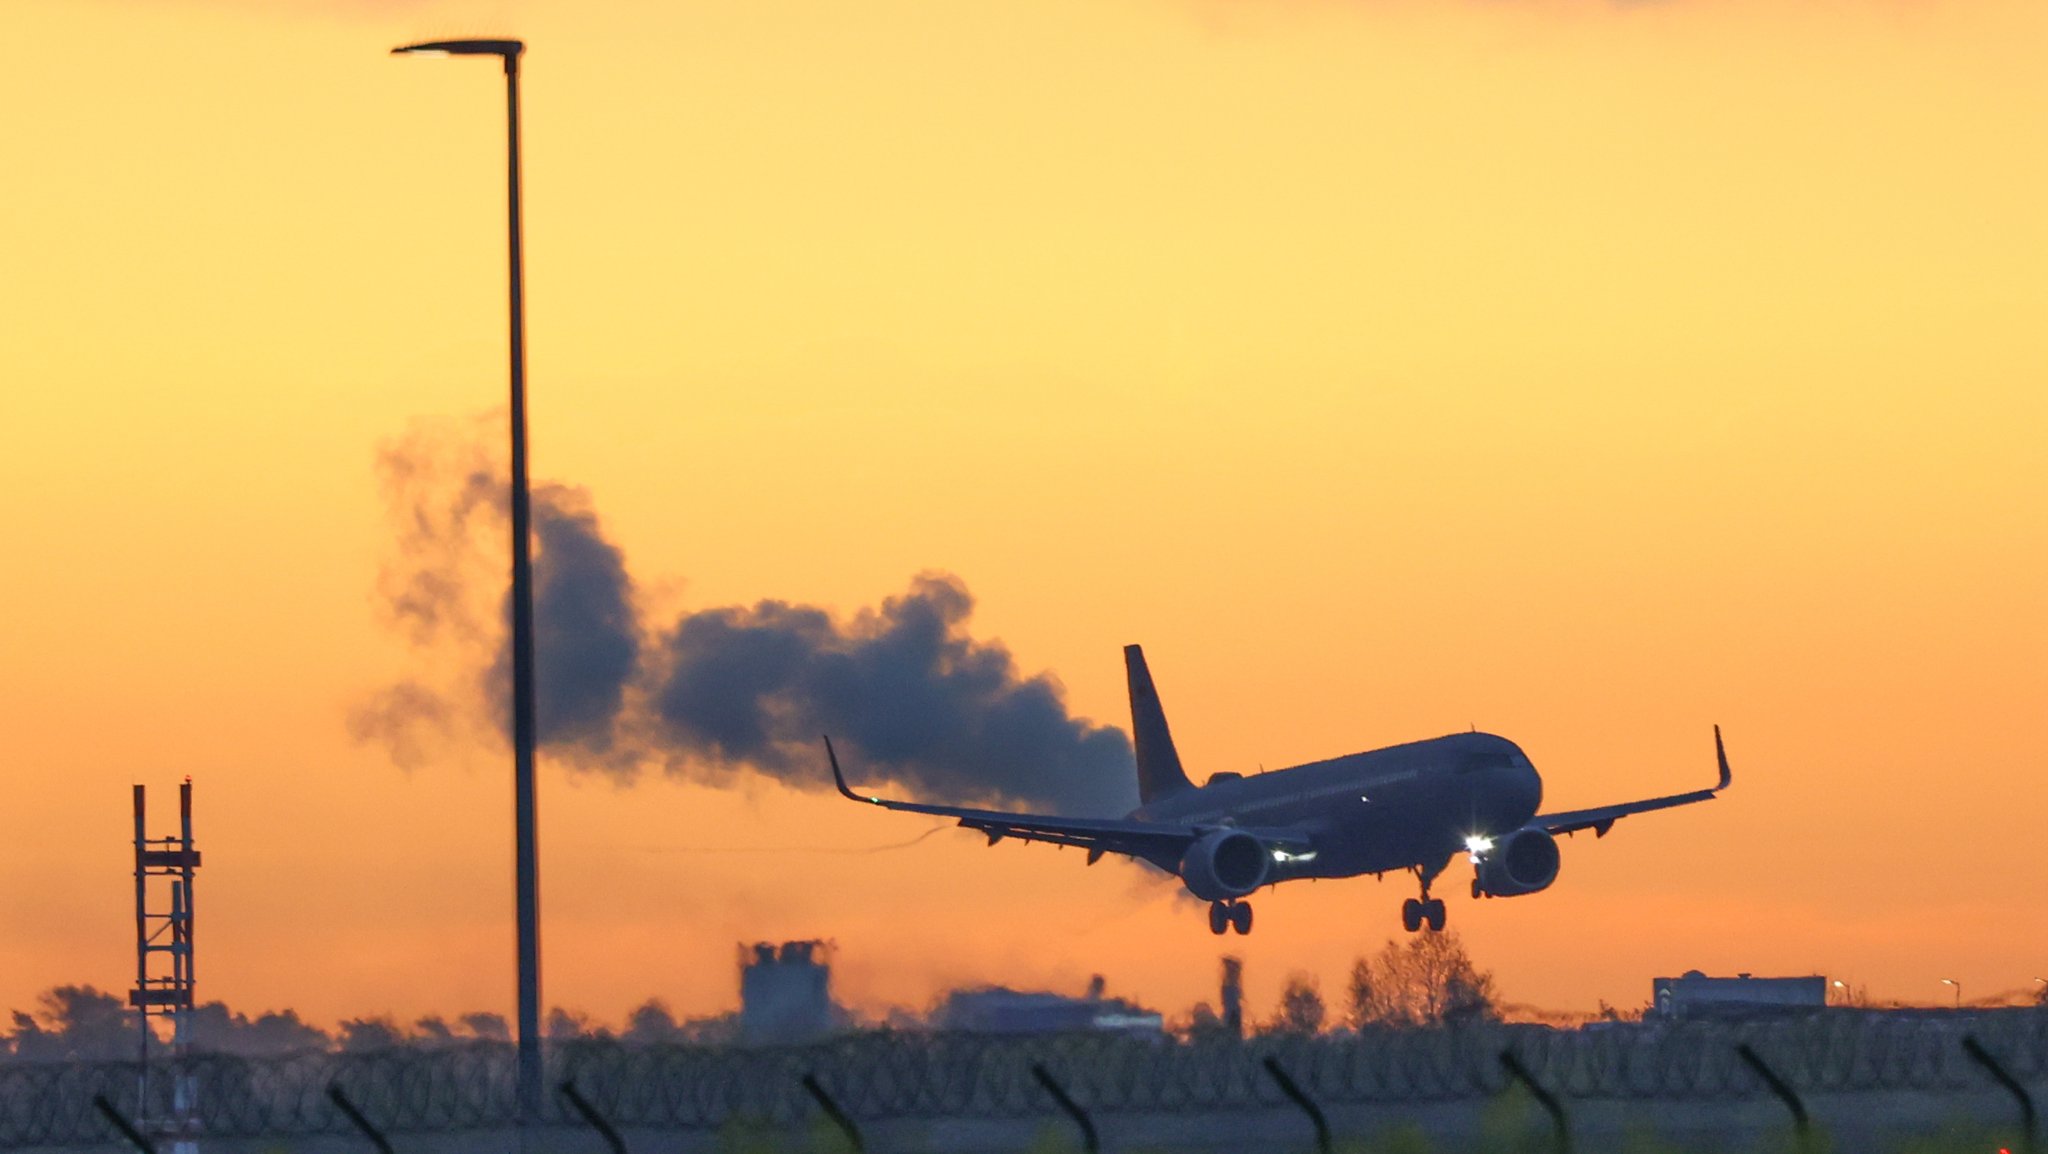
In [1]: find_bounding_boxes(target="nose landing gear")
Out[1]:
[1208,900,1253,935]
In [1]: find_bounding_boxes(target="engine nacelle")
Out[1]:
[1475,828,1561,898]
[1178,829,1272,901]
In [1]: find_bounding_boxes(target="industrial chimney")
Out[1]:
[1220,956,1243,1040]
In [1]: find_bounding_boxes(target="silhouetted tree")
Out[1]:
[185,1003,330,1056]
[248,1009,331,1052]
[622,1000,683,1045]
[413,1015,457,1045]
[546,1007,611,1041]
[338,1016,406,1053]
[1348,931,1498,1027]
[6,986,134,1062]
[1182,1002,1237,1043]
[1346,957,1385,1030]
[1268,973,1326,1035]
[460,1011,510,1041]
[678,1013,738,1045]
[1591,999,1647,1024]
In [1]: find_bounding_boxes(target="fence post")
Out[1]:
[1497,1049,1570,1154]
[1736,1043,1812,1146]
[92,1095,157,1154]
[1030,1063,1100,1154]
[801,1073,865,1154]
[1963,1035,2038,1154]
[1262,1056,1332,1154]
[559,1080,627,1154]
[327,1085,396,1154]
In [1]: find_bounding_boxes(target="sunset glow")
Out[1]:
[3,0,2044,1033]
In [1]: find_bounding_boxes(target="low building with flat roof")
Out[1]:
[936,976,1163,1036]
[1652,970,1827,1020]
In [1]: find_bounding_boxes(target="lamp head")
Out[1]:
[391,39,524,59]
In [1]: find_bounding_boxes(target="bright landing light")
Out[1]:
[1464,834,1494,865]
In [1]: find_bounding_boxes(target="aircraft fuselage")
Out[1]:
[1132,731,1543,882]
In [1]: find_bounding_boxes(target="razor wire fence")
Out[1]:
[4,1011,2044,1148]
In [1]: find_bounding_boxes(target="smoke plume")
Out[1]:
[354,420,1137,816]
[650,574,1136,813]
[484,483,642,764]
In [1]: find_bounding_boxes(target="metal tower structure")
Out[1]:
[131,781,201,1154]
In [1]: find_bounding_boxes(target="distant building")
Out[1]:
[1652,971,1827,1020]
[738,941,837,1043]
[936,975,1163,1036]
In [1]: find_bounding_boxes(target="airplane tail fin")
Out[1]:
[1124,644,1195,803]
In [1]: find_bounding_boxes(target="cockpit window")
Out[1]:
[1461,749,1527,773]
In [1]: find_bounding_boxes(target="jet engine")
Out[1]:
[1178,829,1272,901]
[1474,828,1561,897]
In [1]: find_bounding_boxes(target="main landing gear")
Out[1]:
[1401,862,1447,933]
[1208,900,1253,936]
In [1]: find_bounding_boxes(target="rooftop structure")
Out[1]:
[738,941,837,1044]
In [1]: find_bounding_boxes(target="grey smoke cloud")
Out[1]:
[485,484,641,762]
[346,679,455,771]
[368,418,501,648]
[651,575,1137,814]
[354,422,640,765]
[357,422,1136,816]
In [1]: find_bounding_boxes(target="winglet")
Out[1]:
[1713,725,1732,792]
[824,736,870,804]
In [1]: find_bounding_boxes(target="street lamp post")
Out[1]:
[1941,978,1961,1010]
[390,36,541,1128]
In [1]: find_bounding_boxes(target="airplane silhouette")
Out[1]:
[829,644,1731,935]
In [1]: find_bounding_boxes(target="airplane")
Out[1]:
[827,644,1732,935]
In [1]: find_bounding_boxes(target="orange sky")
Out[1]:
[2,0,2045,1033]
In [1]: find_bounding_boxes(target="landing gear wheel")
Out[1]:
[1208,901,1229,935]
[1471,878,1483,900]
[1401,898,1423,933]
[1423,899,1447,933]
[1230,902,1253,935]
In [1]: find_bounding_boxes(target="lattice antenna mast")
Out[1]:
[131,781,201,1154]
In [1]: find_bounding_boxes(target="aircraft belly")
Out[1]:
[1294,795,1425,877]
[1307,776,1472,878]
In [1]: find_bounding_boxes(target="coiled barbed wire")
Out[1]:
[4,1011,2041,1148]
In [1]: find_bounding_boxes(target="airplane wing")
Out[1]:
[1533,725,1734,838]
[824,738,1306,872]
